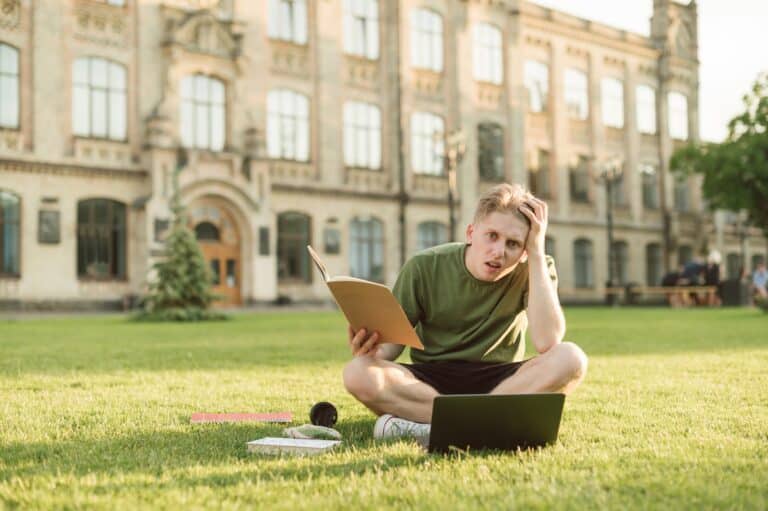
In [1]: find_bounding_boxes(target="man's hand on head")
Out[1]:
[348,325,382,358]
[518,196,549,257]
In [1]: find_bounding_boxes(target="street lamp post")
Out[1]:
[597,156,624,303]
[442,130,466,242]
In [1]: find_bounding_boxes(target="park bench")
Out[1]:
[605,285,718,306]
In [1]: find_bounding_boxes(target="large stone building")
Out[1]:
[0,0,765,308]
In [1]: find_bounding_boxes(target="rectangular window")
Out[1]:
[267,89,310,161]
[0,191,21,276]
[668,91,689,140]
[343,0,379,59]
[477,123,504,181]
[565,68,588,120]
[411,8,443,72]
[601,77,624,128]
[268,0,308,45]
[636,85,657,134]
[640,163,659,209]
[72,58,127,141]
[411,112,444,175]
[528,149,550,198]
[524,60,549,113]
[674,177,689,212]
[0,44,20,129]
[343,101,381,169]
[569,155,590,203]
[472,23,502,84]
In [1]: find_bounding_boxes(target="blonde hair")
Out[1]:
[473,183,533,225]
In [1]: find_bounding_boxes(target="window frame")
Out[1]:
[0,43,20,129]
[569,155,591,203]
[180,74,227,152]
[640,163,659,209]
[0,190,21,278]
[410,111,444,176]
[524,60,549,113]
[601,77,624,129]
[343,0,380,60]
[416,221,448,251]
[350,216,385,283]
[267,88,310,162]
[277,211,312,283]
[645,243,663,286]
[72,57,128,141]
[343,101,382,170]
[410,8,443,72]
[636,84,657,135]
[668,91,689,141]
[564,68,589,120]
[574,238,594,289]
[472,23,503,85]
[477,122,505,181]
[76,198,127,281]
[268,0,308,45]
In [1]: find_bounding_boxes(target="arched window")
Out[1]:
[417,221,448,251]
[645,243,662,286]
[411,111,444,175]
[0,190,20,276]
[350,217,384,282]
[343,101,381,169]
[478,122,504,181]
[277,212,311,282]
[77,199,126,279]
[472,23,502,84]
[195,222,220,242]
[573,238,593,289]
[180,74,226,151]
[0,43,19,129]
[411,8,443,72]
[72,57,127,140]
[267,89,310,161]
[612,241,629,285]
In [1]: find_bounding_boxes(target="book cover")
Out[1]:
[190,412,293,424]
[246,437,341,456]
[306,245,424,350]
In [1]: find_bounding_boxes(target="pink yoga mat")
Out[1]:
[190,412,293,423]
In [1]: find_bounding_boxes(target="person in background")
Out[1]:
[704,250,722,306]
[752,262,768,299]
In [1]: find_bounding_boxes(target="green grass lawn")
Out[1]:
[1,307,767,510]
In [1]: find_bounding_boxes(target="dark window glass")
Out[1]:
[574,238,593,288]
[477,123,504,181]
[569,156,590,203]
[645,243,662,286]
[350,217,384,282]
[528,149,550,198]
[77,199,126,279]
[726,253,741,280]
[210,259,221,285]
[277,212,311,282]
[612,241,629,285]
[195,222,220,241]
[226,258,237,287]
[417,221,448,251]
[544,236,555,259]
[0,190,21,275]
[674,178,689,212]
[678,245,693,266]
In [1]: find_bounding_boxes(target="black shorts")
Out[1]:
[399,360,528,395]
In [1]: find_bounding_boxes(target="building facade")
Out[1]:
[0,0,765,308]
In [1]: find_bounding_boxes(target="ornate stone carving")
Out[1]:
[73,1,130,48]
[476,82,503,109]
[163,7,242,59]
[344,168,391,191]
[270,41,310,78]
[0,0,20,29]
[345,57,379,90]
[268,161,317,184]
[413,70,443,98]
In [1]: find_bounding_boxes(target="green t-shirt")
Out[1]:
[392,242,558,364]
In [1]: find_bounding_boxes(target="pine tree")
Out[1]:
[136,165,225,321]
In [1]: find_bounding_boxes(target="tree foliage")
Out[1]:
[135,169,225,321]
[671,73,768,236]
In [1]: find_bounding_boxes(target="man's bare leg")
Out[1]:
[343,356,438,423]
[491,341,588,395]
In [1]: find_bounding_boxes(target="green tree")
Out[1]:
[136,164,225,321]
[671,73,768,236]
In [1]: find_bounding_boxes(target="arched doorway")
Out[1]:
[189,201,242,306]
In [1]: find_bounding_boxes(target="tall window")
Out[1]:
[477,122,504,181]
[411,112,444,175]
[417,221,448,251]
[277,212,311,282]
[0,44,19,129]
[726,253,740,280]
[612,241,629,285]
[569,155,590,203]
[350,217,384,282]
[640,163,659,209]
[343,0,379,59]
[574,238,594,288]
[674,177,689,212]
[77,199,126,279]
[645,243,662,286]
[343,101,381,169]
[472,23,502,84]
[180,74,225,151]
[524,60,549,113]
[268,0,308,45]
[528,149,550,198]
[678,245,693,266]
[0,190,20,276]
[545,236,555,259]
[636,85,657,134]
[565,68,588,120]
[411,8,443,72]
[267,89,310,161]
[752,254,765,271]
[610,167,626,207]
[668,91,688,140]
[72,57,127,140]
[601,77,624,128]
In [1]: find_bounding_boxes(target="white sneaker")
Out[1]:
[373,414,430,447]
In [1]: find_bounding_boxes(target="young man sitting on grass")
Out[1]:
[342,183,588,445]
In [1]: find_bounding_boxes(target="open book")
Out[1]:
[307,245,424,350]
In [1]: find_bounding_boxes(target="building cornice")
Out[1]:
[0,158,148,180]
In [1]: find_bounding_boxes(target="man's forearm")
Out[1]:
[378,342,405,361]
[526,251,565,352]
